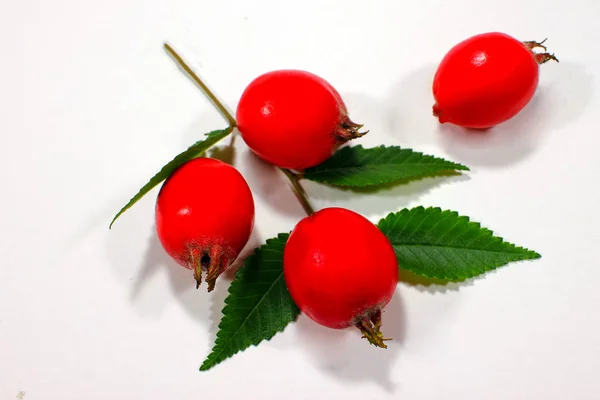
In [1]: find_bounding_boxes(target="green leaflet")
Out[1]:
[378,207,541,280]
[109,128,232,228]
[303,145,469,187]
[200,233,300,371]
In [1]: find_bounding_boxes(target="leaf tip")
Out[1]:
[199,362,212,372]
[109,207,128,230]
[108,216,118,229]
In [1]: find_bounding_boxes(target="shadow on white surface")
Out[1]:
[439,62,594,167]
[294,292,405,393]
[107,221,210,321]
[385,62,594,168]
[131,230,188,300]
[207,140,237,166]
[146,227,260,315]
[106,203,263,328]
[241,149,308,219]
[61,193,133,254]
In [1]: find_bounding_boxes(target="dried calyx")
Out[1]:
[522,39,559,64]
[335,117,369,143]
[190,246,231,292]
[355,309,391,349]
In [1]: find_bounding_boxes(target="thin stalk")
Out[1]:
[281,169,315,216]
[163,43,237,128]
[163,42,316,216]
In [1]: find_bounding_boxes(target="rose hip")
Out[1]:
[155,157,255,291]
[283,207,398,348]
[236,70,365,170]
[432,32,558,129]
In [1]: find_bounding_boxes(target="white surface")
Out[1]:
[1,0,599,399]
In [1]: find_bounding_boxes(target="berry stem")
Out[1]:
[164,42,318,217]
[163,43,237,128]
[281,168,316,216]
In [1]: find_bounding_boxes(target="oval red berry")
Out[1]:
[155,157,255,291]
[283,207,398,347]
[432,32,556,129]
[236,70,363,170]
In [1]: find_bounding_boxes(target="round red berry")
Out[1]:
[155,157,255,291]
[236,70,365,170]
[283,207,398,348]
[432,32,558,129]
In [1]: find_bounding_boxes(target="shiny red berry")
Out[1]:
[155,157,255,291]
[432,32,558,129]
[283,207,398,348]
[236,70,365,170]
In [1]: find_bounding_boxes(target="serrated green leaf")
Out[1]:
[109,128,232,228]
[378,207,541,281]
[303,145,469,187]
[200,233,300,371]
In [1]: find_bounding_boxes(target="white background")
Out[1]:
[2,0,599,399]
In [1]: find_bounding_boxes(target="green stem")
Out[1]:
[163,43,237,128]
[281,169,315,216]
[163,42,315,217]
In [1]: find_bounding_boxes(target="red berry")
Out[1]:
[283,207,398,348]
[236,70,365,171]
[432,32,558,129]
[155,157,255,291]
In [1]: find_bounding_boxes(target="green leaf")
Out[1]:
[200,233,300,371]
[109,128,232,228]
[303,145,469,187]
[378,207,541,281]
